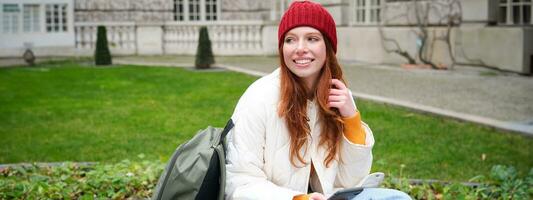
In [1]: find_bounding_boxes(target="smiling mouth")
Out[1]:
[293,59,315,65]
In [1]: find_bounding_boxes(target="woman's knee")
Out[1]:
[352,188,411,200]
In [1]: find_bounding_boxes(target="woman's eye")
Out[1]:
[284,38,294,43]
[308,37,319,42]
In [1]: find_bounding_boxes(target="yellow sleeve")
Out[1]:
[342,111,366,145]
[293,194,310,200]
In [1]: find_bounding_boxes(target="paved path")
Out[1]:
[114,56,533,135]
[344,64,533,135]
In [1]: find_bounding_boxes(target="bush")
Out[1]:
[382,165,533,199]
[0,155,164,199]
[194,26,215,69]
[94,26,112,66]
[1,162,530,199]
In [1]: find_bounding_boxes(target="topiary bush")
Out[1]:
[94,26,112,66]
[194,26,215,69]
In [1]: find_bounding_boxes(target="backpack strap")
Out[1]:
[219,119,234,145]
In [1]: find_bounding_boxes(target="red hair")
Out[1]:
[278,37,346,167]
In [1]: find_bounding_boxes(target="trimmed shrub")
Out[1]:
[94,26,112,66]
[195,26,215,69]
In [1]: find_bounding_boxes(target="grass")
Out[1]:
[479,71,499,76]
[0,61,531,182]
[0,61,255,163]
[361,100,532,181]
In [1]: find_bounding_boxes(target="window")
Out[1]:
[499,0,532,25]
[269,0,289,20]
[45,4,67,32]
[23,4,40,32]
[353,0,382,25]
[205,0,217,21]
[173,0,218,21]
[355,0,366,23]
[189,0,200,21]
[3,4,20,33]
[174,0,184,21]
[370,0,381,23]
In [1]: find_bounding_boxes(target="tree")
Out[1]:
[379,0,462,69]
[195,26,215,69]
[94,26,112,66]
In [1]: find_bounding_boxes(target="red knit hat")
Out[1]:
[278,0,337,52]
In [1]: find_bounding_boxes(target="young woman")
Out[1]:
[225,1,411,200]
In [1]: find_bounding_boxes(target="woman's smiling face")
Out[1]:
[282,26,326,88]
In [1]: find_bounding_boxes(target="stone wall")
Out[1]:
[381,1,462,26]
[220,0,271,20]
[74,0,269,22]
[337,26,533,74]
[75,0,180,22]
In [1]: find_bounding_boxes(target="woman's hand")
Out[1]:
[329,79,357,118]
[309,192,327,200]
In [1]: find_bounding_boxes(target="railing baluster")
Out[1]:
[75,21,264,55]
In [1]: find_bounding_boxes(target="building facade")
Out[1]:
[0,0,531,74]
[0,0,75,57]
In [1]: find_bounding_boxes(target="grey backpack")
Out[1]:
[152,120,234,200]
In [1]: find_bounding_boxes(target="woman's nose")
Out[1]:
[295,39,308,54]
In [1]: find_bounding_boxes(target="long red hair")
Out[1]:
[278,37,346,168]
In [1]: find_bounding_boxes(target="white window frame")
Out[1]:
[354,0,366,24]
[369,0,381,23]
[23,4,40,33]
[270,0,289,20]
[189,0,200,21]
[499,0,532,25]
[45,3,67,32]
[174,0,185,21]
[2,4,21,34]
[174,0,220,22]
[205,0,217,21]
[351,0,382,25]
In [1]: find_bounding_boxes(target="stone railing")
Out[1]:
[74,21,270,56]
[163,21,264,55]
[74,22,136,55]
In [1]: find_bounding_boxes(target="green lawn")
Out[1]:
[0,61,254,163]
[0,61,531,182]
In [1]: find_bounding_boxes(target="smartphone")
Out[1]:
[328,187,364,200]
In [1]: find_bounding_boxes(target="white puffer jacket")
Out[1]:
[225,69,375,200]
